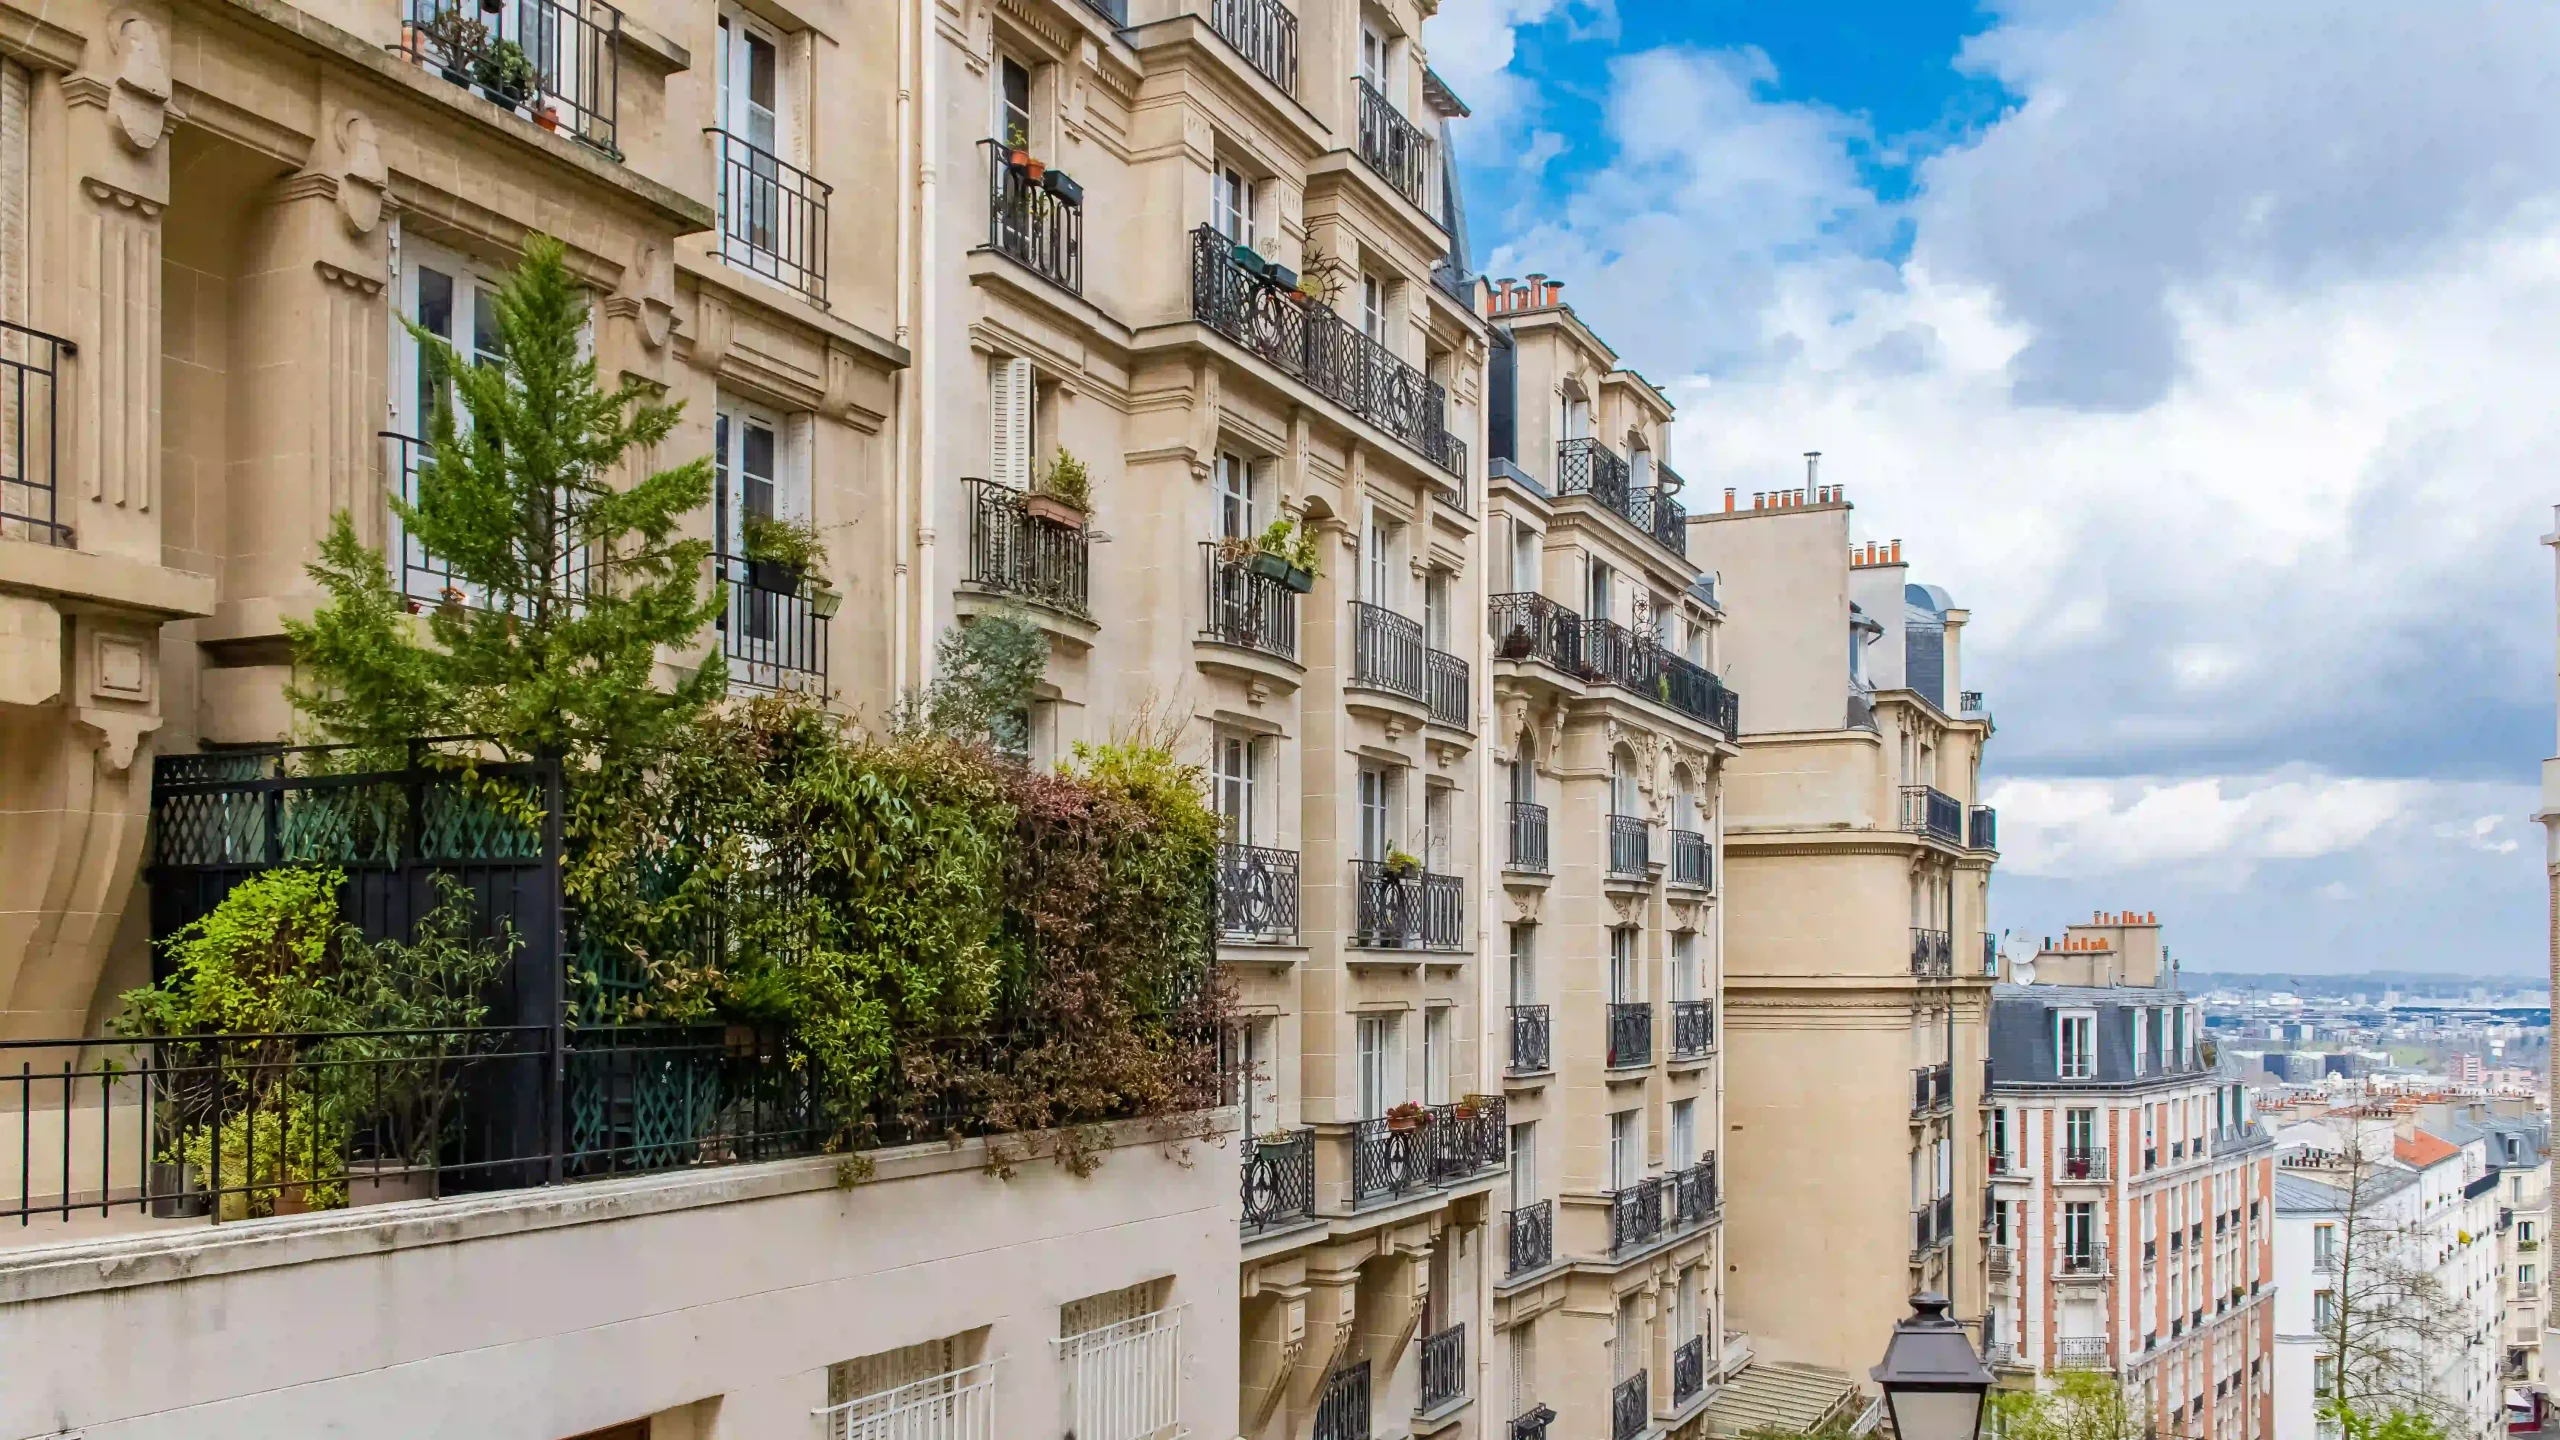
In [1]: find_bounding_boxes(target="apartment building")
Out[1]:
[1480,277,1738,1440]
[1983,917,2277,1440]
[2399,1101,2553,1405]
[1685,489,2001,1383]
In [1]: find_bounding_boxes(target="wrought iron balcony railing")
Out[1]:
[1510,1405,1558,1440]
[1609,814,1650,877]
[1988,1243,2013,1281]
[1607,1001,1652,1069]
[707,128,831,305]
[2057,1337,2107,1368]
[1422,871,1464,951]
[382,431,605,616]
[1201,543,1298,659]
[1429,1095,1506,1180]
[1315,1359,1371,1440]
[2059,1242,2110,1277]
[1426,648,1470,728]
[1556,438,1687,558]
[1613,1372,1649,1440]
[1419,1323,1467,1412]
[1217,842,1300,943]
[1669,828,1710,889]
[1901,785,1964,844]
[981,139,1081,292]
[1209,0,1298,92]
[1240,1126,1314,1232]
[1352,859,1420,948]
[964,477,1089,612]
[1671,1000,1715,1059]
[1911,1193,1955,1256]
[1911,1062,1952,1115]
[1969,804,1998,851]
[1189,226,1462,475]
[712,553,828,693]
[1611,1175,1665,1253]
[1487,593,1739,731]
[1489,591,1584,674]
[1507,1198,1553,1274]
[1674,1334,1706,1405]
[1981,931,2000,977]
[1675,1154,1719,1226]
[398,0,621,157]
[1911,927,1954,979]
[1509,1003,1551,1074]
[2060,1147,2110,1181]
[1349,599,1426,701]
[0,319,73,546]
[1507,800,1549,872]
[1354,77,1436,215]
[1352,1115,1427,1203]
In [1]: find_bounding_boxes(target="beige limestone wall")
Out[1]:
[1688,501,1851,735]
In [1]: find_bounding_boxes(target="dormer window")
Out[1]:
[2058,1011,2095,1079]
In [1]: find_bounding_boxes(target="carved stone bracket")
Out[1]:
[80,175,162,218]
[104,11,170,153]
[75,706,157,773]
[314,259,384,296]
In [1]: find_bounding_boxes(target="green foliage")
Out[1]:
[121,867,347,1038]
[1256,516,1322,576]
[1987,1372,2144,1440]
[285,233,725,772]
[916,614,1049,753]
[1035,448,1092,512]
[472,38,537,100]
[2328,1405,2449,1440]
[741,513,827,575]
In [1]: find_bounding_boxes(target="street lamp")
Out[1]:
[1871,1292,1994,1440]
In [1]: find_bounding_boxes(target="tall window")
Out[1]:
[1356,1014,1399,1119]
[1586,556,1613,623]
[1508,519,1540,591]
[1358,764,1396,861]
[1423,785,1452,872]
[1610,928,1637,1004]
[2063,1201,2096,1262]
[1359,22,1387,92]
[1216,452,1257,539]
[2133,1009,2150,1077]
[1423,570,1450,651]
[1509,756,1535,805]
[1508,1325,1535,1419]
[1509,924,1535,1005]
[719,10,782,153]
[1609,1110,1642,1189]
[1510,1121,1537,1207]
[2312,1290,2336,1329]
[1214,163,1256,246]
[1670,1099,1695,1166]
[1362,274,1387,343]
[1990,1107,2009,1167]
[1613,1294,1641,1383]
[2065,1107,2096,1159]
[994,56,1031,148]
[1990,1197,2010,1246]
[988,356,1036,490]
[714,401,781,560]
[2058,1013,2095,1079]
[1423,1006,1451,1105]
[2312,1223,2335,1268]
[1362,507,1395,606]
[1670,932,1696,1002]
[1215,732,1258,844]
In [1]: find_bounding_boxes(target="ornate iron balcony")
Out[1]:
[1556,438,1686,558]
[1510,1405,1558,1440]
[1217,842,1300,943]
[981,139,1081,292]
[1422,871,1464,952]
[1675,1155,1719,1226]
[1426,648,1470,728]
[1609,814,1650,878]
[1509,1003,1551,1073]
[2061,1147,2111,1181]
[1607,1001,1652,1069]
[1419,1323,1467,1412]
[398,0,622,158]
[1900,785,1964,844]
[1209,0,1298,93]
[1969,804,1998,851]
[1188,226,1462,475]
[1352,1116,1427,1203]
[1610,1176,1665,1253]
[1507,800,1550,873]
[0,319,73,546]
[1507,1198,1553,1274]
[1911,927,1953,979]
[1674,1334,1706,1405]
[1354,77,1436,215]
[1489,592,1584,675]
[1316,1359,1371,1440]
[1671,1000,1715,1059]
[1669,829,1710,889]
[1240,1126,1314,1232]
[1911,1062,1952,1114]
[712,553,828,694]
[1426,1096,1506,1182]
[707,128,831,305]
[964,478,1088,612]
[1201,543,1298,658]
[1612,1372,1649,1440]
[2059,1242,2110,1277]
[1349,599,1426,701]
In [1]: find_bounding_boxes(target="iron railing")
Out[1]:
[1511,1405,1558,1440]
[2059,1242,2110,1277]
[1901,785,1964,844]
[1613,1372,1649,1440]
[1209,0,1297,92]
[1671,1000,1714,1059]
[1422,871,1464,952]
[2061,1147,2109,1181]
[1610,1175,1664,1253]
[1960,689,1985,713]
[1607,1002,1652,1069]
[1911,928,1953,978]
[1419,1323,1467,1412]
[1353,77,1435,215]
[1609,815,1650,877]
[1202,543,1299,659]
[1507,800,1550,872]
[1426,648,1470,728]
[1669,829,1710,889]
[397,0,621,157]
[1316,1360,1371,1440]
[1969,805,1998,851]
[1507,1198,1553,1274]
[1674,1335,1706,1405]
[1912,1062,1952,1115]
[1488,592,1584,675]
[1190,226,1462,476]
[1911,1193,1954,1256]
[0,319,72,545]
[381,431,604,615]
[707,128,831,305]
[1556,438,1686,558]
[1352,860,1420,947]
[982,139,1081,292]
[713,552,828,693]
[965,477,1089,613]
[1676,1155,1719,1225]
[1582,616,1739,733]
[1351,1115,1426,1203]
[1428,1096,1506,1180]
[1988,1244,2013,1281]
[1240,1126,1315,1232]
[1509,1004,1551,1074]
[1349,599,1426,701]
[2057,1337,2107,1368]
[1980,931,1999,977]
[1217,843,1300,943]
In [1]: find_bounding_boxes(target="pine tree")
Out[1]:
[287,234,724,769]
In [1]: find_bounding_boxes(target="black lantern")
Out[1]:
[1870,1292,1993,1440]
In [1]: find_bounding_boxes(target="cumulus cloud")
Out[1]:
[1986,771,2419,880]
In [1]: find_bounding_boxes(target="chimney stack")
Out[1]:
[1724,487,1735,513]
[1890,539,1901,563]
[1804,451,1820,489]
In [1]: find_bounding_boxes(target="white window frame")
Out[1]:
[1670,931,1696,1003]
[1609,1109,1642,1190]
[1356,1013,1400,1119]
[1670,1098,1695,1167]
[1216,450,1258,540]
[1609,927,1637,1005]
[2058,1012,2096,1080]
[1423,783,1453,873]
[1509,924,1535,1006]
[1214,730,1259,845]
[1214,162,1257,248]
[1424,1005,1451,1106]
[1358,763,1398,862]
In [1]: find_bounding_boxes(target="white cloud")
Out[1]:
[1985,772,2418,879]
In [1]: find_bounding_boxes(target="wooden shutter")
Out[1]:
[989,356,1034,490]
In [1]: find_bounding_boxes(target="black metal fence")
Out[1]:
[1671,1000,1714,1059]
[1609,815,1650,877]
[1613,1373,1649,1440]
[1209,0,1297,92]
[1202,544,1298,659]
[1240,1126,1314,1233]
[1421,872,1464,952]
[1420,1323,1467,1411]
[1315,1360,1371,1440]
[1349,599,1425,701]
[1911,1062,1951,1114]
[965,477,1090,612]
[1607,1001,1652,1069]
[1677,1155,1719,1225]
[1507,800,1549,872]
[1901,785,1964,844]
[982,140,1081,292]
[1969,804,1998,851]
[1351,1100,1503,1205]
[1354,78,1436,214]
[1507,1197,1553,1274]
[398,0,621,157]
[1611,1176,1665,1252]
[1217,842,1299,944]
[0,318,72,546]
[1426,648,1470,728]
[1911,927,1953,979]
[708,127,831,305]
[1351,861,1420,948]
[1190,227,1463,477]
[1508,1004,1550,1074]
[1512,1405,1558,1440]
[1556,439,1688,558]
[1670,828,1709,888]
[714,552,829,693]
[1674,1335,1705,1404]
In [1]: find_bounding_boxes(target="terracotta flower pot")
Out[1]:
[1023,492,1084,528]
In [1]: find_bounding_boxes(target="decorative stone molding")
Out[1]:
[104,10,169,153]
[75,705,156,772]
[332,110,388,237]
[80,174,161,218]
[313,259,384,296]
[1507,888,1543,925]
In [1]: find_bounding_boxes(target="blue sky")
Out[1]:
[1428,1,2560,975]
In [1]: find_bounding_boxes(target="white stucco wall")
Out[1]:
[0,1115,1241,1440]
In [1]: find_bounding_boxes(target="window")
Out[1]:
[994,56,1032,149]
[1362,274,1387,343]
[2313,1290,2336,1329]
[1613,1293,1640,1382]
[1670,1099,1695,1166]
[2065,1107,2096,1160]
[2133,1009,2149,1077]
[1510,1121,1537,1207]
[1509,925,1535,1005]
[1991,1197,2011,1246]
[1423,1006,1451,1105]
[1358,764,1397,862]
[1423,784,1453,872]
[989,355,1037,490]
[1610,1109,1642,1189]
[1223,1018,1277,1134]
[2058,1013,2095,1079]
[396,242,509,603]
[1990,1107,2009,1168]
[1359,22,1388,92]
[1508,1325,1535,1419]
[1214,731,1258,844]
[1670,932,1697,1002]
[1508,756,1536,805]
[2524,1263,2539,1287]
[1216,451,1258,540]
[1424,570,1450,651]
[1508,519,1540,591]
[1675,1266,1700,1347]
[1214,163,1256,247]
[714,9,811,290]
[1610,928,1637,1004]
[1361,506,1395,607]
[1356,1014,1399,1119]
[719,9,783,154]
[1059,1283,1181,1440]
[1586,555,1613,624]
[2063,1201,2096,1262]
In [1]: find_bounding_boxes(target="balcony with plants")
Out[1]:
[721,513,836,694]
[966,449,1093,616]
[1351,854,1463,951]
[396,0,623,158]
[982,133,1085,293]
[1202,518,1318,663]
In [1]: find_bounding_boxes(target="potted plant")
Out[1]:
[1380,846,1423,882]
[808,581,844,619]
[472,37,537,111]
[1043,168,1083,206]
[1232,244,1270,280]
[1268,263,1300,293]
[1005,121,1033,175]
[1385,1100,1427,1132]
[1250,517,1321,593]
[1025,447,1090,528]
[415,8,489,86]
[534,100,562,132]
[1496,623,1535,660]
[1215,533,1255,567]
[741,513,825,596]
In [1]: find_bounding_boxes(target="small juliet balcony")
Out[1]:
[981,139,1082,293]
[1911,1062,1952,1116]
[1673,1334,1706,1407]
[1239,1126,1314,1234]
[1670,1000,1715,1060]
[1669,829,1711,889]
[1607,1001,1652,1069]
[396,0,622,158]
[707,128,831,306]
[1489,592,1584,674]
[1612,1372,1649,1440]
[0,320,73,547]
[1201,543,1299,661]
[1608,815,1649,879]
[1506,1197,1554,1275]
[1556,438,1688,559]
[1506,800,1549,873]
[712,553,829,694]
[2060,1147,2111,1182]
[1354,77,1437,217]
[1610,1175,1665,1254]
[1348,599,1425,702]
[1911,927,1953,979]
[964,477,1089,615]
[1969,804,1998,851]
[1418,1322,1467,1415]
[1426,648,1470,729]
[1350,861,1462,951]
[1508,1004,1551,1074]
[1217,842,1300,944]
